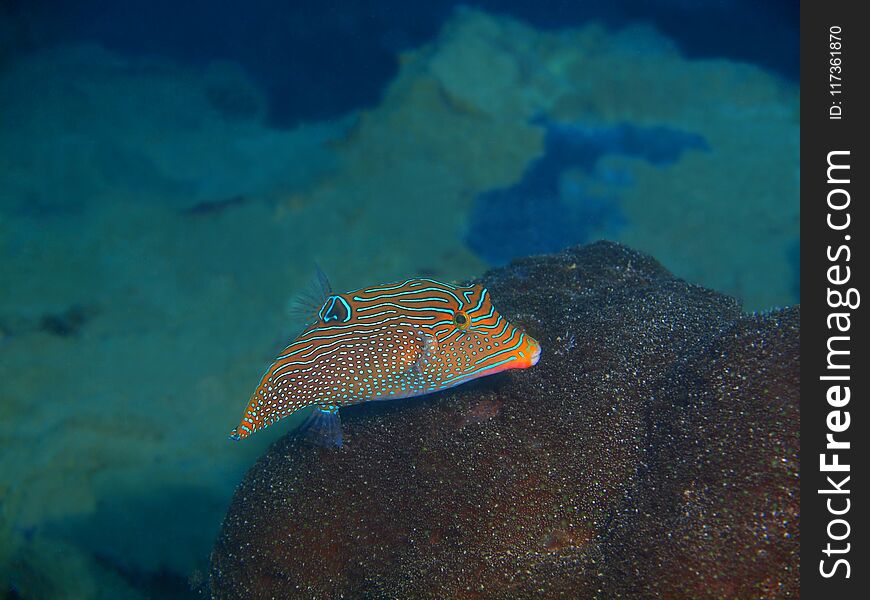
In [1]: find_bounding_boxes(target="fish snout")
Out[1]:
[518,336,541,368]
[530,341,541,366]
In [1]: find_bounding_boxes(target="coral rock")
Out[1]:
[209,242,798,599]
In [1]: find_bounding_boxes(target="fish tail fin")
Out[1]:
[229,403,257,441]
[228,418,254,441]
[300,405,343,448]
[228,378,273,442]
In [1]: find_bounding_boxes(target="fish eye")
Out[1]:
[453,310,470,329]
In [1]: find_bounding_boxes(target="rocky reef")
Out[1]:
[1,7,797,595]
[209,242,799,599]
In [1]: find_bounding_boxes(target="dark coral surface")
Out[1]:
[209,242,799,599]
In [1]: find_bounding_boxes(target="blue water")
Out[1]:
[0,1,799,597]
[6,0,798,127]
[467,119,708,264]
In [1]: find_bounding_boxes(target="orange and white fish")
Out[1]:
[229,277,541,446]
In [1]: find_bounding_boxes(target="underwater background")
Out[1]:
[1,1,798,598]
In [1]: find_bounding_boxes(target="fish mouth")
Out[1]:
[529,344,541,366]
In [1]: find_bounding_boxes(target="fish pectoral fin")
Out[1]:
[365,327,435,402]
[411,327,439,375]
[300,405,343,448]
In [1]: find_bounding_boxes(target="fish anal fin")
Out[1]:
[300,405,343,448]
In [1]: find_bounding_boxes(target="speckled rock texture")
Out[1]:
[209,242,799,599]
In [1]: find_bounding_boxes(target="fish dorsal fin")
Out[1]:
[288,264,335,325]
[314,263,332,297]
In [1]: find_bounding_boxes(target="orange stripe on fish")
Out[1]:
[229,278,540,446]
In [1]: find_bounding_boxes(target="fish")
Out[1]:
[229,277,541,446]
